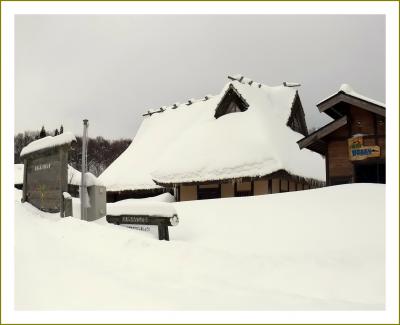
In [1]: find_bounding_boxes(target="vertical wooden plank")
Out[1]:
[325,147,330,186]
[373,114,378,145]
[251,181,254,195]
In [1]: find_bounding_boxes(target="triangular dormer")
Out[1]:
[214,84,249,119]
[286,91,308,136]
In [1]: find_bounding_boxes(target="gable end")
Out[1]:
[287,91,308,136]
[214,84,249,119]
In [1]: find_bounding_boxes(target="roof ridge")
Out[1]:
[142,94,217,117]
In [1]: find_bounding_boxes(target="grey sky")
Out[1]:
[15,15,385,139]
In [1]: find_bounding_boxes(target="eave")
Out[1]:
[297,115,348,155]
[317,92,385,119]
[152,169,325,188]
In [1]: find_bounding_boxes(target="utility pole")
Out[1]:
[81,119,89,221]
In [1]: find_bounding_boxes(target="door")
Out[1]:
[354,160,385,184]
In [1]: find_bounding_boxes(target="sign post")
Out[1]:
[81,119,89,221]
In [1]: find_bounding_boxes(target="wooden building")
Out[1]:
[100,75,325,202]
[158,172,323,202]
[298,84,385,185]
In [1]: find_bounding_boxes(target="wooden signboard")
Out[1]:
[106,214,179,241]
[348,136,380,161]
[22,146,69,213]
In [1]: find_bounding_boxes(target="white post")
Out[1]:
[80,119,89,220]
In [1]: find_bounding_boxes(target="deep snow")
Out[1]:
[15,184,384,310]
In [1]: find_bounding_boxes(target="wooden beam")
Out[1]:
[298,115,347,149]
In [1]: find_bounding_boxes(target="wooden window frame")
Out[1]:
[197,183,221,200]
[234,181,254,197]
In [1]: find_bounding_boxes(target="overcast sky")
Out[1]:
[15,14,385,139]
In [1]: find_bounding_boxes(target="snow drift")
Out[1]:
[15,184,384,310]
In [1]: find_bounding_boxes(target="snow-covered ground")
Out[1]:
[14,184,385,310]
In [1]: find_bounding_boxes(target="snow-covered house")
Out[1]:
[100,75,325,202]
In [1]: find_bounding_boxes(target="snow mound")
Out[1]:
[107,200,177,218]
[139,192,176,202]
[68,165,103,186]
[20,132,76,157]
[15,184,384,310]
[14,164,24,185]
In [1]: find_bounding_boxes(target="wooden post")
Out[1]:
[63,197,73,217]
[157,224,169,241]
[164,224,170,241]
[21,158,28,202]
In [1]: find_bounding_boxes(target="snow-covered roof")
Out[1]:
[99,76,325,191]
[68,165,103,187]
[318,84,385,108]
[20,132,76,157]
[14,164,24,184]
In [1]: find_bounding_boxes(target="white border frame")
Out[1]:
[2,1,399,324]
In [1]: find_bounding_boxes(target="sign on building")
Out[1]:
[348,136,380,161]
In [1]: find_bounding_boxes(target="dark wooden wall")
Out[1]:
[22,146,68,213]
[326,105,385,184]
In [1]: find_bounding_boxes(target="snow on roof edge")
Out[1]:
[20,132,76,157]
[151,166,325,187]
[317,84,385,108]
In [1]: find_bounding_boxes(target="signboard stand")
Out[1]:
[81,119,89,221]
[106,214,179,241]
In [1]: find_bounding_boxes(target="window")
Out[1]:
[214,84,249,119]
[235,182,253,197]
[225,101,242,114]
[197,184,221,200]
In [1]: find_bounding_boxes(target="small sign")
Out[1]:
[122,224,152,232]
[122,215,149,224]
[348,136,380,161]
[34,163,51,171]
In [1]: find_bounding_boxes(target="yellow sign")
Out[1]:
[348,136,380,161]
